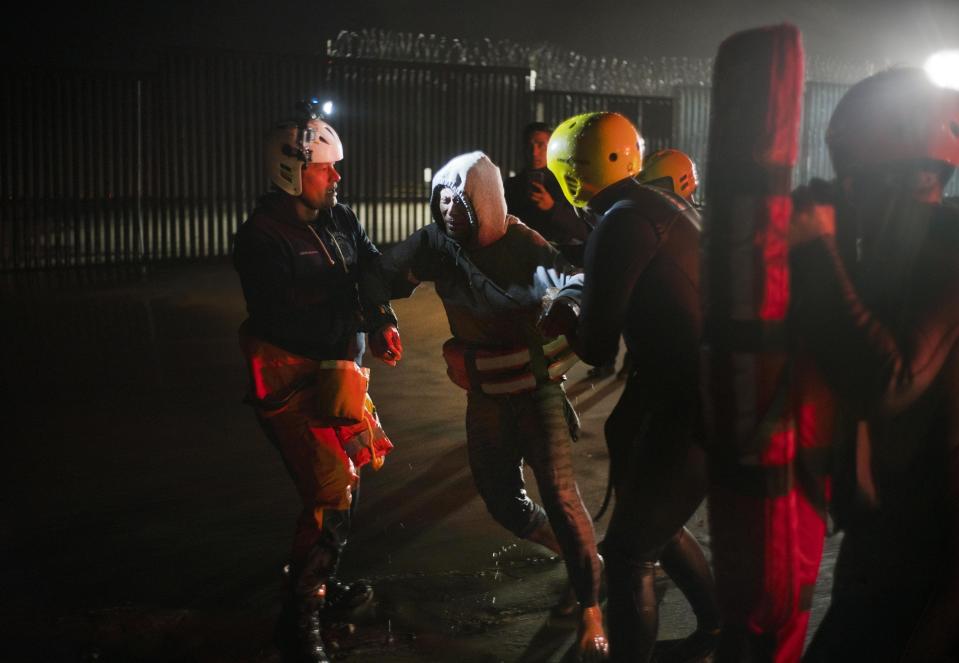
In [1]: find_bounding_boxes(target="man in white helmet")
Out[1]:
[233,102,402,663]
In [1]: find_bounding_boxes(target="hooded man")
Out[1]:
[383,151,609,661]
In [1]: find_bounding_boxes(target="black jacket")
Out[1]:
[384,221,580,348]
[233,192,396,361]
[383,152,582,349]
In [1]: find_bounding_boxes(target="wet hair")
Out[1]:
[522,122,553,143]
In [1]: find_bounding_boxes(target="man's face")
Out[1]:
[300,162,341,210]
[438,187,471,243]
[526,130,551,170]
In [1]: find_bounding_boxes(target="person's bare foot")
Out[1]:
[577,605,609,661]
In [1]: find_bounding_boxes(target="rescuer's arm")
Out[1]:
[790,200,959,415]
[545,207,659,366]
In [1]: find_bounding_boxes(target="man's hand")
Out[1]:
[790,183,837,247]
[529,181,555,211]
[370,324,403,366]
[538,298,579,339]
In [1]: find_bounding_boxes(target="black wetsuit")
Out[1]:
[557,177,718,662]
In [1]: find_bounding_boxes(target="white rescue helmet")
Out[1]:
[265,117,344,196]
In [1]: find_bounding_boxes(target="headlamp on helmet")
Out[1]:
[265,99,344,196]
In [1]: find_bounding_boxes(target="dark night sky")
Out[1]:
[5,0,959,70]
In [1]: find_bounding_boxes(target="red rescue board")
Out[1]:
[701,23,828,661]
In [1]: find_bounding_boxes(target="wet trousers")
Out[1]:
[602,377,718,662]
[465,382,602,607]
[255,396,357,585]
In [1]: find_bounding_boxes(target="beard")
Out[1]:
[323,187,338,208]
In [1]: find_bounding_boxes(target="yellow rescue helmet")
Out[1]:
[638,149,699,200]
[547,112,644,207]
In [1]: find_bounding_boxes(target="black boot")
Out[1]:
[275,590,330,663]
[322,576,374,619]
[295,591,330,663]
[277,540,341,663]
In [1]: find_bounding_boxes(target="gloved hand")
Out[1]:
[370,325,403,366]
[538,298,579,339]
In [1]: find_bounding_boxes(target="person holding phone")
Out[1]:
[505,122,591,265]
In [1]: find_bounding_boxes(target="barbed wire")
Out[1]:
[326,29,886,95]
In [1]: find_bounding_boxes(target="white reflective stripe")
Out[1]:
[473,336,570,374]
[547,351,580,380]
[474,348,531,372]
[480,374,537,395]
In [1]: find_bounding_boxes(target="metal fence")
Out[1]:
[0,54,674,270]
[328,29,887,95]
[327,59,531,245]
[676,83,838,198]
[1,70,146,269]
[530,91,674,157]
[670,80,959,200]
[4,51,954,270]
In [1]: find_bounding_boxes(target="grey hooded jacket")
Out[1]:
[383,151,583,349]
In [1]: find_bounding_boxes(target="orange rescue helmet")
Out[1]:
[638,149,700,199]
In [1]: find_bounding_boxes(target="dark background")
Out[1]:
[2,2,952,660]
[5,0,959,71]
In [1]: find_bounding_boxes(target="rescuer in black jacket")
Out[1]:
[540,112,719,663]
[233,106,401,663]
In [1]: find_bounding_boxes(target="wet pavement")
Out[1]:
[1,260,840,662]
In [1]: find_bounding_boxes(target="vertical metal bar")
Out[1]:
[171,57,183,260]
[136,78,145,264]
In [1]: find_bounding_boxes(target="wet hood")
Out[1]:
[430,151,511,249]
